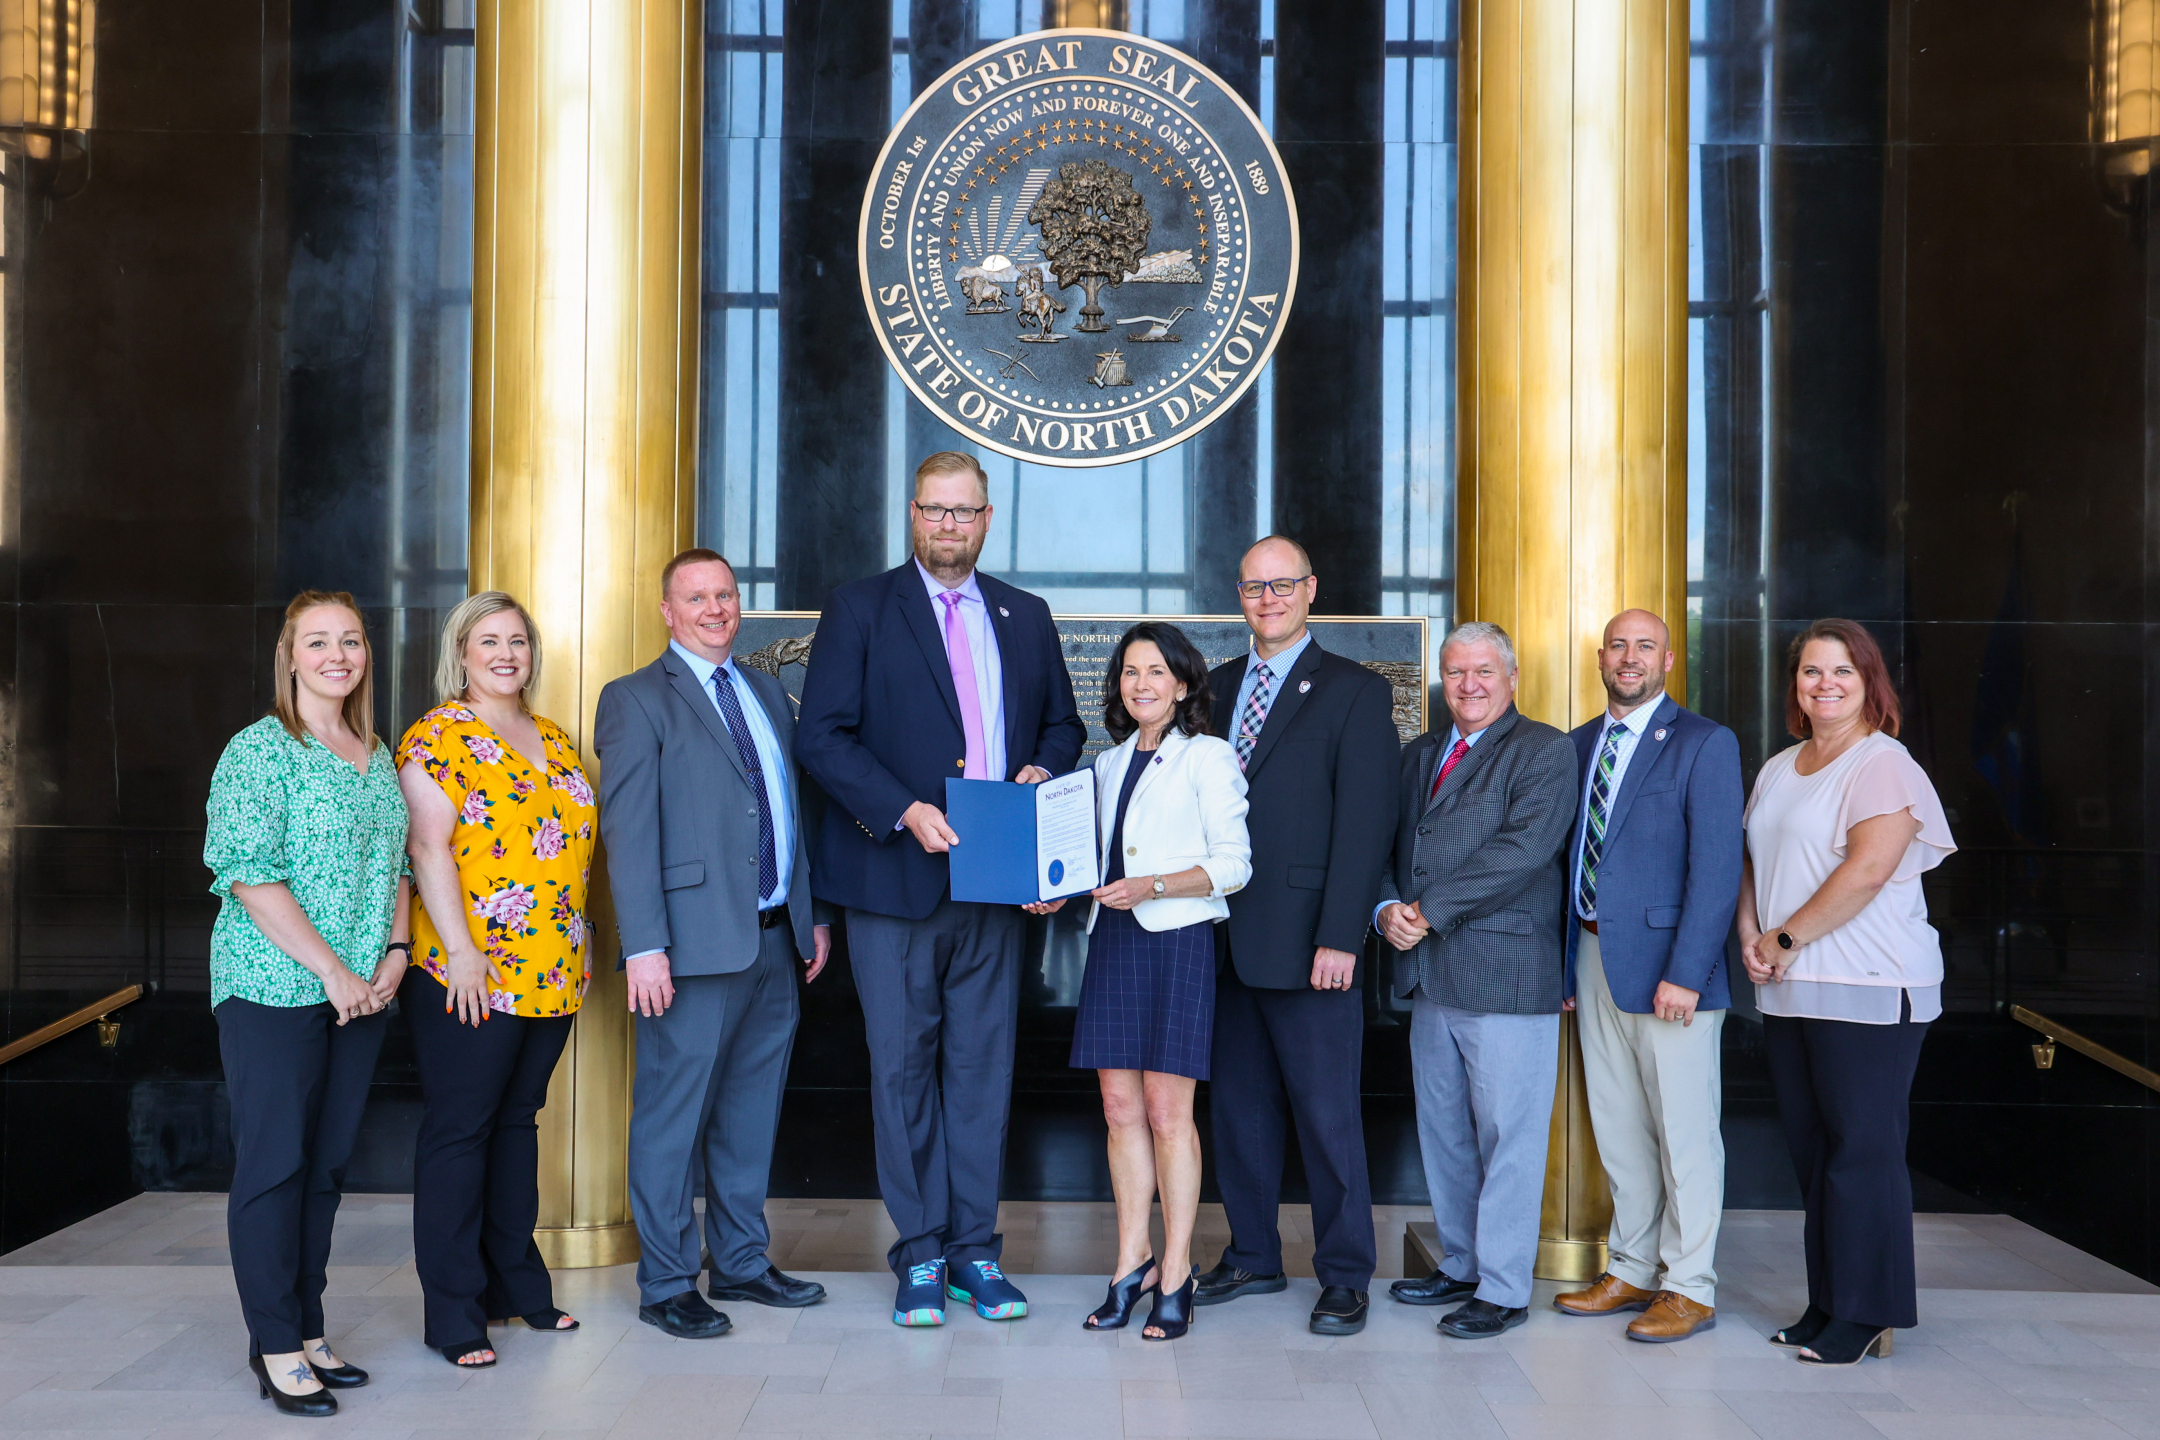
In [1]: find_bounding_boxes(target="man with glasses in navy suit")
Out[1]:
[796,451,1085,1330]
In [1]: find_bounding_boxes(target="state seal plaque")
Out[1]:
[859,29,1299,467]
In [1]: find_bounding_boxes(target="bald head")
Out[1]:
[1597,608,1674,715]
[1236,535,1317,658]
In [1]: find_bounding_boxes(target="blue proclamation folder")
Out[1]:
[945,776,1097,905]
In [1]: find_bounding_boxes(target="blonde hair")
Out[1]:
[436,592,543,708]
[271,590,376,747]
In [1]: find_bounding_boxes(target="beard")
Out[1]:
[1604,668,1664,706]
[914,527,986,575]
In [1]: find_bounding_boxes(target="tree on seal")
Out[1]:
[1028,159,1151,334]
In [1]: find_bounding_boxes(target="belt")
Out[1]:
[758,906,788,930]
[1581,919,1598,935]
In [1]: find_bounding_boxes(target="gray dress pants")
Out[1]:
[628,925,799,1305]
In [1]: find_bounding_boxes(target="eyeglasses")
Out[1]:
[1235,575,1313,599]
[914,502,985,524]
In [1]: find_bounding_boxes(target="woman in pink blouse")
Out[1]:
[1737,619,1954,1368]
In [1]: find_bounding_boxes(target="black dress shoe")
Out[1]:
[1309,1286,1369,1335]
[1389,1269,1479,1307]
[249,1355,337,1418]
[306,1359,368,1388]
[639,1289,733,1338]
[1440,1298,1528,1339]
[1192,1259,1289,1307]
[709,1265,827,1309]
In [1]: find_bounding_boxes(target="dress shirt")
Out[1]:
[669,640,794,909]
[916,559,1008,782]
[624,643,797,965]
[1231,628,1315,726]
[1570,699,1660,923]
[1374,719,1492,928]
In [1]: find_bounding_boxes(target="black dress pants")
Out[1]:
[216,997,389,1356]
[1210,958,1377,1289]
[1762,1007,1930,1329]
[402,967,574,1347]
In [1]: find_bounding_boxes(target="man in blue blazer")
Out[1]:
[795,452,1084,1329]
[1552,609,1743,1342]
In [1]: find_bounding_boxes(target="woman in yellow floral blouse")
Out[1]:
[395,592,596,1368]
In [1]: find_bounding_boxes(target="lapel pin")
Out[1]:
[998,606,1010,617]
[1299,679,1312,693]
[1654,728,1667,741]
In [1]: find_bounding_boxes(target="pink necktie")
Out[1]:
[940,591,990,779]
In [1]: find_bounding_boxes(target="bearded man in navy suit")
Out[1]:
[1549,609,1743,1343]
[795,451,1085,1330]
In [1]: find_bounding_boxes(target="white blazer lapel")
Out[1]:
[1095,739,1136,870]
[1128,729,1187,811]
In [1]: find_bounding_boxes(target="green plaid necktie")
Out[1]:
[1576,723,1625,917]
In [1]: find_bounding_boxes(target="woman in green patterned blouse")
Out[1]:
[204,590,412,1418]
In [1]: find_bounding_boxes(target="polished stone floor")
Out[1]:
[1,1194,2156,1439]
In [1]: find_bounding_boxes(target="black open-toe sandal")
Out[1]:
[1797,1320,1893,1366]
[1142,1274,1196,1342]
[1083,1259,1157,1330]
[1769,1303,1831,1350]
[440,1339,497,1368]
[522,1309,580,1332]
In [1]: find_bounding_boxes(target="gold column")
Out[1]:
[471,0,703,1268]
[1455,0,1689,1282]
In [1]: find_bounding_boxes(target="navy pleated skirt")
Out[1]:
[1069,907,1216,1079]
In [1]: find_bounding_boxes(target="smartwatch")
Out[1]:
[385,941,413,958]
[1775,930,1796,951]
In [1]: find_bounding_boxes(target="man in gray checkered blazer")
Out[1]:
[1374,621,1578,1339]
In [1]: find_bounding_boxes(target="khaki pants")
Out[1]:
[1576,927,1725,1305]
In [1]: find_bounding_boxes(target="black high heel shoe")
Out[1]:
[250,1354,337,1418]
[1083,1258,1158,1330]
[522,1308,580,1332]
[1797,1319,1893,1366]
[1142,1274,1196,1342]
[1769,1303,1831,1350]
[307,1358,369,1388]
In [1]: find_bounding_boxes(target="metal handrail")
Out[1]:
[2011,1005,2160,1094]
[0,985,144,1066]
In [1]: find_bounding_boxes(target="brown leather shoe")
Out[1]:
[1626,1291,1716,1343]
[1552,1272,1656,1316]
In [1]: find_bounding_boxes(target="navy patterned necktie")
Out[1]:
[1576,723,1625,918]
[711,667,778,901]
[1234,661,1274,771]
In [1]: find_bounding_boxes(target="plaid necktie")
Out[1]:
[1234,661,1274,771]
[710,667,779,901]
[1575,723,1625,918]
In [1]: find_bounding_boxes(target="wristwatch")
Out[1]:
[385,941,413,958]
[1775,930,1797,951]
[1151,876,1167,898]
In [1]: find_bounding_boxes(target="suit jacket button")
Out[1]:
[957,759,966,769]
[1414,869,1425,877]
[1127,846,1138,856]
[1418,827,1430,836]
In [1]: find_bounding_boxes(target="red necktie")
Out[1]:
[1429,737,1470,800]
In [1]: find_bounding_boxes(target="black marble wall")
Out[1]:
[0,0,470,1252]
[1694,0,2160,1279]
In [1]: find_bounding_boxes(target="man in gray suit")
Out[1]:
[1375,621,1577,1339]
[596,548,831,1340]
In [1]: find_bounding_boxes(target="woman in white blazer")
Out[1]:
[1046,622,1249,1341]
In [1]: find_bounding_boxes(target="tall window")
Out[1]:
[1381,0,1457,654]
[700,1,786,609]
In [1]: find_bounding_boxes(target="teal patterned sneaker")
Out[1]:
[947,1259,1029,1320]
[894,1259,947,1327]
